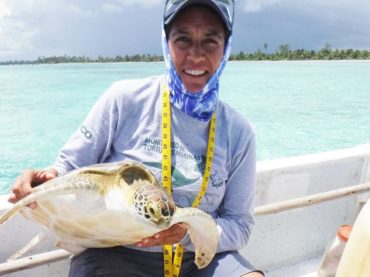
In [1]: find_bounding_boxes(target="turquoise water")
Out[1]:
[1,61,370,194]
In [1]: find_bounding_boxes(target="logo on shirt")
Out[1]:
[143,136,225,189]
[143,162,200,187]
[80,125,92,139]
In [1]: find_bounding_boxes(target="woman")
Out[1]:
[9,1,263,276]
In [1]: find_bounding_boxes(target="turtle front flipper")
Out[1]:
[0,204,23,225]
[0,173,100,225]
[171,208,219,269]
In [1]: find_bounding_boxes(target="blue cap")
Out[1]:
[163,0,234,35]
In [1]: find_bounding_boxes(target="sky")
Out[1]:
[0,0,369,61]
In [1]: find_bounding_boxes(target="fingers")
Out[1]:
[8,168,57,208]
[34,168,58,184]
[8,169,36,204]
[135,223,187,247]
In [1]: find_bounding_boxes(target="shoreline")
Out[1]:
[1,59,370,66]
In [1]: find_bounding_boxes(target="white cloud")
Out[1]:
[239,0,370,38]
[115,0,162,7]
[286,0,370,37]
[102,3,124,13]
[69,4,95,17]
[0,1,41,60]
[0,0,103,60]
[241,0,370,17]
[101,0,162,11]
[1,0,369,60]
[241,0,282,13]
[0,0,12,17]
[236,0,370,52]
[0,21,39,59]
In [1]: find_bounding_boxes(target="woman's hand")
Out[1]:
[8,168,58,208]
[135,223,187,247]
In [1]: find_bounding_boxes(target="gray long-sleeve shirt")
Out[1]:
[53,75,256,253]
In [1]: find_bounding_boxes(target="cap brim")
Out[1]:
[164,0,231,33]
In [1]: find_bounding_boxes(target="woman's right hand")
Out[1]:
[8,168,58,208]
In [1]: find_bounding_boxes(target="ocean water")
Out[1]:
[1,61,369,194]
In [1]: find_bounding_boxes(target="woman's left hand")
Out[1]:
[135,223,187,247]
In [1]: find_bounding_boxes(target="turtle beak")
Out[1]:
[146,202,172,228]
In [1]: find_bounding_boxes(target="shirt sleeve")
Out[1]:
[214,129,256,252]
[52,85,119,175]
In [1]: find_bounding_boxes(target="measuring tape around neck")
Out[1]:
[161,83,216,277]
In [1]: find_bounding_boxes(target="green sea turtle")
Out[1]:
[0,161,219,268]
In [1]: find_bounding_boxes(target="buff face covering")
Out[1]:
[162,29,232,122]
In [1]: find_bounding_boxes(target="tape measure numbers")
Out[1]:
[161,84,216,277]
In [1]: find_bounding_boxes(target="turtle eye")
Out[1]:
[162,207,169,217]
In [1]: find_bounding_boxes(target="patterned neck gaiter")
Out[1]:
[162,29,232,122]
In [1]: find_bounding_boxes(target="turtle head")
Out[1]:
[134,184,175,228]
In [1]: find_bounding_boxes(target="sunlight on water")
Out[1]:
[1,61,370,193]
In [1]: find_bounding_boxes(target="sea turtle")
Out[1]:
[0,161,219,268]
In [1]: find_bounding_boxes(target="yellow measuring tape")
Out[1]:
[161,83,216,277]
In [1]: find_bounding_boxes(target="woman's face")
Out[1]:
[168,6,226,93]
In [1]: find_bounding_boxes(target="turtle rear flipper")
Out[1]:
[171,207,219,269]
[55,240,85,255]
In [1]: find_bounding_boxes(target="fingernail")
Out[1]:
[154,234,160,239]
[136,243,143,247]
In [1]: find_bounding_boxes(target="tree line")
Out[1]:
[0,54,164,65]
[229,44,370,61]
[1,44,369,65]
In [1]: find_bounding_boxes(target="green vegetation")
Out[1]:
[229,43,370,61]
[0,54,164,65]
[1,44,369,65]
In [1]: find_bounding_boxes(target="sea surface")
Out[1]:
[1,61,370,194]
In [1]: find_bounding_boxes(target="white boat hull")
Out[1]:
[1,144,370,276]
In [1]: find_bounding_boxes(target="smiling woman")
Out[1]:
[8,1,263,277]
[161,1,234,122]
[167,5,226,93]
